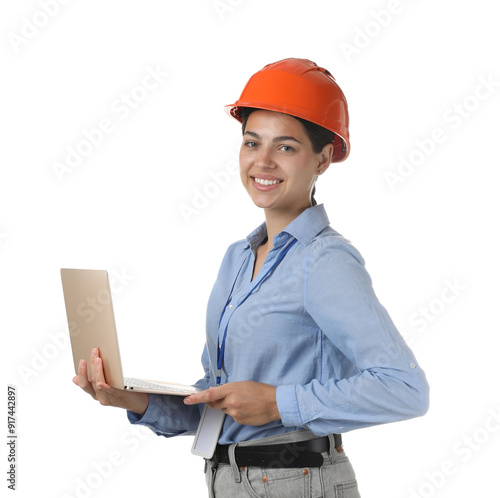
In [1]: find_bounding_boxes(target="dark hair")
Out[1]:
[240,107,335,206]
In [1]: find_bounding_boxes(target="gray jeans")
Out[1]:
[204,430,361,497]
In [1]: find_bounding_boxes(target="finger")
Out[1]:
[93,354,107,388]
[205,400,226,411]
[183,390,207,405]
[93,356,119,400]
[91,351,115,401]
[77,359,96,397]
[184,385,227,405]
[89,348,99,384]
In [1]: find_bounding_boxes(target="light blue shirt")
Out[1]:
[128,204,429,444]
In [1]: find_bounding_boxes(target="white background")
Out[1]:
[1,1,499,497]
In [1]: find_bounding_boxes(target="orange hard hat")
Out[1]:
[225,58,350,162]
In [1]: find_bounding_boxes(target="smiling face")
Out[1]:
[239,110,332,218]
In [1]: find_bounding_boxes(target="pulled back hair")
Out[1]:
[240,107,335,206]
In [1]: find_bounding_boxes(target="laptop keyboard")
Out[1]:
[124,377,199,394]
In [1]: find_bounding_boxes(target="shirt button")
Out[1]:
[410,362,416,369]
[229,304,234,310]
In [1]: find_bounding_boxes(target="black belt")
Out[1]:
[211,434,342,468]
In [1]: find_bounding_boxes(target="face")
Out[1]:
[239,110,332,216]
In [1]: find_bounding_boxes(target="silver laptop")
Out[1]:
[60,268,200,396]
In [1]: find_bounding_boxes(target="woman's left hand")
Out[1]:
[184,381,280,426]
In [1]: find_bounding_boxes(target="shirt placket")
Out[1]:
[216,239,289,384]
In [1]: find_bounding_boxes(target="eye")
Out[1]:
[244,140,258,148]
[279,145,294,152]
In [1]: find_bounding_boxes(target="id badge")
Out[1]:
[191,405,225,459]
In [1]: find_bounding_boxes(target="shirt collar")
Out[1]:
[245,204,330,252]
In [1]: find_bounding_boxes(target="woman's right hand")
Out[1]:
[72,348,149,416]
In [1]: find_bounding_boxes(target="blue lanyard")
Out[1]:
[216,238,298,386]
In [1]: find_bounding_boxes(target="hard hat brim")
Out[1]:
[224,102,350,163]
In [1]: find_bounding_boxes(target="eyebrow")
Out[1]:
[243,130,302,144]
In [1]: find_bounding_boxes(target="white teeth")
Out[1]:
[254,178,281,186]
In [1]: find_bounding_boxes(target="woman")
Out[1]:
[74,58,429,497]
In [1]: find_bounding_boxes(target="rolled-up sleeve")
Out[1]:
[276,237,429,435]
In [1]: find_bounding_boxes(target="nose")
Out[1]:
[254,145,276,170]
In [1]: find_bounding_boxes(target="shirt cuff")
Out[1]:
[127,394,162,427]
[276,385,303,427]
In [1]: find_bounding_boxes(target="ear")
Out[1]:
[317,143,334,174]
